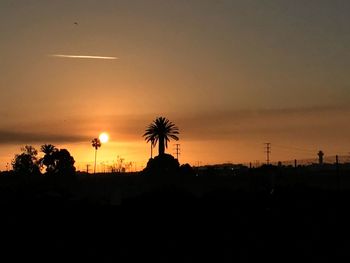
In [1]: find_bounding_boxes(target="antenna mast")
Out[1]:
[264,143,271,165]
[174,143,181,161]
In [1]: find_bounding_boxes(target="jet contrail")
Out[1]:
[50,54,118,60]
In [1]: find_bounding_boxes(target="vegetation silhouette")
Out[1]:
[40,144,57,173]
[43,148,76,177]
[11,144,76,178]
[143,117,180,176]
[91,138,101,174]
[143,116,179,156]
[12,145,40,176]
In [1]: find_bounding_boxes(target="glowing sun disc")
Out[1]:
[99,133,109,143]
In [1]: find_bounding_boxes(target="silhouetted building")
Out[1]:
[318,150,324,165]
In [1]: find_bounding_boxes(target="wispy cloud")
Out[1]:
[50,54,119,60]
[174,105,350,141]
[0,130,89,145]
[1,105,349,145]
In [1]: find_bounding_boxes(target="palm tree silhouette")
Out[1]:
[41,144,56,154]
[91,138,101,174]
[40,144,57,173]
[143,117,179,156]
[150,138,154,159]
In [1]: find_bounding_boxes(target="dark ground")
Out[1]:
[1,172,350,262]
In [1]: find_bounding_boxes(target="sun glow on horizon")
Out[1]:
[99,132,109,143]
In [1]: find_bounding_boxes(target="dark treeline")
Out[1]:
[2,158,350,206]
[1,165,350,262]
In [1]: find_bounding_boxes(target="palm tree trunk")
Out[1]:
[159,136,165,156]
[94,148,97,174]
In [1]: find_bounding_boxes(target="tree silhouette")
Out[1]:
[51,149,76,176]
[150,137,155,158]
[12,145,40,176]
[40,144,58,173]
[92,138,101,174]
[21,145,38,157]
[143,117,179,156]
[41,144,56,155]
[40,145,75,176]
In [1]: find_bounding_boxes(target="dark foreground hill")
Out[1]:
[1,172,350,262]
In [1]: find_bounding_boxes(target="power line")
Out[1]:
[274,144,350,157]
[273,144,315,154]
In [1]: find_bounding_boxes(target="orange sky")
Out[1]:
[1,107,350,171]
[1,1,350,171]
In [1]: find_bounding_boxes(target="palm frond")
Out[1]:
[143,117,180,152]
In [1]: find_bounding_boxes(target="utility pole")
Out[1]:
[86,164,91,174]
[264,143,271,165]
[336,155,340,191]
[174,144,180,161]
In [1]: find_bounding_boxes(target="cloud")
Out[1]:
[50,54,118,60]
[1,105,348,145]
[0,130,89,145]
[64,105,348,142]
[174,105,350,141]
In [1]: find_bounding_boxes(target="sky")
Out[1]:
[1,0,350,171]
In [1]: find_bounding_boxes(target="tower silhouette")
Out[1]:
[264,143,271,165]
[174,144,180,160]
[318,150,324,165]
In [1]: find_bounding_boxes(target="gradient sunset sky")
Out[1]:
[1,0,350,171]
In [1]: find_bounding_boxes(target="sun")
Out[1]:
[99,132,109,143]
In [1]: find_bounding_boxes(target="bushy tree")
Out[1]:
[40,145,76,176]
[51,149,76,176]
[12,145,40,176]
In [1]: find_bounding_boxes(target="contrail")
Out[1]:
[50,54,118,60]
